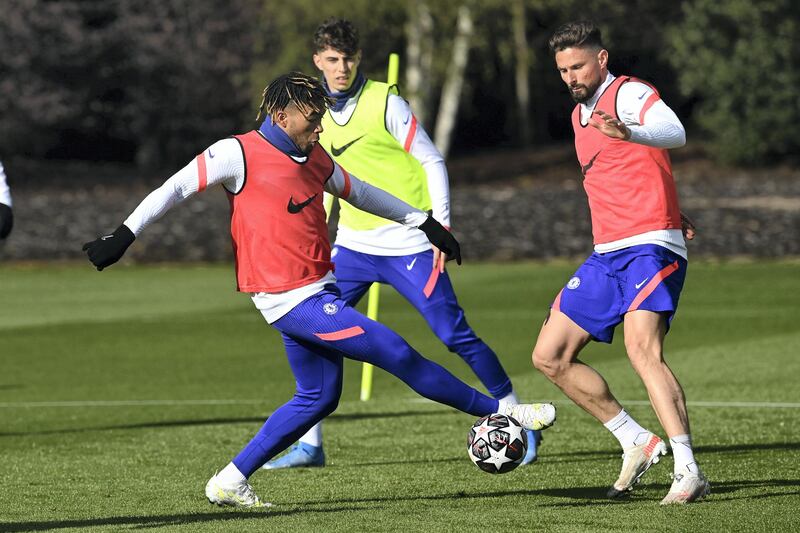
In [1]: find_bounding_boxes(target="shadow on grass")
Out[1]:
[495,441,800,465]
[695,441,800,454]
[3,479,798,530]
[0,505,371,533]
[0,409,453,438]
[541,478,800,507]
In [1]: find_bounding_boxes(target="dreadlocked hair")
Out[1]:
[255,71,334,123]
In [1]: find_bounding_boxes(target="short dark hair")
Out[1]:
[313,17,360,55]
[255,72,334,122]
[548,20,604,54]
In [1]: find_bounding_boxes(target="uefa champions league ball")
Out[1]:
[467,413,528,474]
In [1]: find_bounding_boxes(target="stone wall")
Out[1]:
[2,152,798,263]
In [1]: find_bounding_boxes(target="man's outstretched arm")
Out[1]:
[83,139,243,270]
[325,163,461,264]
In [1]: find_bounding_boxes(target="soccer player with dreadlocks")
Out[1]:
[262,17,544,471]
[83,72,556,508]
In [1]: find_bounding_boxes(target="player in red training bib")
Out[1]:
[530,20,709,505]
[83,72,557,508]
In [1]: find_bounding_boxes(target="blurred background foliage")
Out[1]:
[0,0,797,170]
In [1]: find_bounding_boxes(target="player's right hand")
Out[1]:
[419,217,461,265]
[0,203,12,239]
[82,224,135,271]
[680,211,697,241]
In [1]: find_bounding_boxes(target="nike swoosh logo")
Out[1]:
[330,135,365,157]
[406,258,417,270]
[638,90,648,100]
[635,278,649,289]
[287,193,318,214]
[208,148,215,158]
[403,114,411,125]
[581,150,601,175]
[100,235,113,241]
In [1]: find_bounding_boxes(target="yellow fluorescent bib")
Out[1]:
[320,80,430,231]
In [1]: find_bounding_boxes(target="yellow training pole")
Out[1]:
[360,52,400,402]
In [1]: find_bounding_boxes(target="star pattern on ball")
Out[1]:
[481,442,515,470]
[503,421,525,445]
[472,417,497,442]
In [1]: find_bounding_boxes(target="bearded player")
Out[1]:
[531,21,709,504]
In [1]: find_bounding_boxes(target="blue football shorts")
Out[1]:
[552,244,688,343]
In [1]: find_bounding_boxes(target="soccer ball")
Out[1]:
[467,413,528,474]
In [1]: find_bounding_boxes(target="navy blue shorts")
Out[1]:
[553,244,687,343]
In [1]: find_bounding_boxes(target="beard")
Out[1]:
[569,78,602,103]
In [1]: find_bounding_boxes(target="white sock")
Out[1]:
[497,399,511,415]
[217,462,246,485]
[603,409,651,450]
[669,434,698,474]
[498,390,520,404]
[299,422,323,448]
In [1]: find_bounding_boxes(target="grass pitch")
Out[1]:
[1,260,799,532]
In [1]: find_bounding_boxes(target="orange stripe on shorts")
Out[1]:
[552,289,564,312]
[627,260,679,313]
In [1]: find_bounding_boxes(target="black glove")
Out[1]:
[82,224,135,271]
[0,203,12,239]
[419,216,461,265]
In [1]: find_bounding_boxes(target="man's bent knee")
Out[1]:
[532,347,563,380]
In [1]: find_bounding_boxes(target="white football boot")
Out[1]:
[660,468,711,505]
[501,403,557,431]
[205,473,272,508]
[607,432,668,498]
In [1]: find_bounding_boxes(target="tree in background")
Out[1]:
[668,0,799,164]
[115,0,255,169]
[404,0,435,124]
[3,0,797,169]
[0,1,98,159]
[0,0,255,169]
[251,0,406,104]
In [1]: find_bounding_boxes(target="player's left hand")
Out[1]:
[419,217,461,265]
[680,211,697,241]
[591,109,631,140]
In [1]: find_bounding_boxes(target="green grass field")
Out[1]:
[1,260,799,532]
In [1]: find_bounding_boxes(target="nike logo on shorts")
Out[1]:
[635,277,649,289]
[406,258,417,270]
